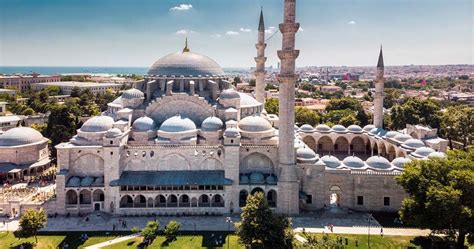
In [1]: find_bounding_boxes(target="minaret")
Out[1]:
[254,8,267,105]
[374,46,385,128]
[277,0,300,215]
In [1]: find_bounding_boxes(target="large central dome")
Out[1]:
[147,42,224,76]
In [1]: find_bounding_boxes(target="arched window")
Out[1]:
[239,190,248,207]
[267,190,277,208]
[66,190,78,205]
[120,195,133,208]
[155,195,166,207]
[134,195,147,208]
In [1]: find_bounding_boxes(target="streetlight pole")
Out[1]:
[367,214,373,249]
[226,216,232,249]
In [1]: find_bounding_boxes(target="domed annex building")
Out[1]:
[54,1,447,216]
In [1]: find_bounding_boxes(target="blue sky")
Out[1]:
[0,0,472,67]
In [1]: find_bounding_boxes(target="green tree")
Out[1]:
[164,220,181,242]
[265,97,279,115]
[141,221,160,244]
[70,86,81,98]
[15,209,47,243]
[440,105,474,150]
[325,97,369,126]
[388,98,441,130]
[298,234,344,249]
[396,149,474,248]
[384,88,402,108]
[236,192,294,249]
[22,107,35,116]
[43,85,61,96]
[233,76,242,84]
[249,79,256,87]
[324,109,358,127]
[295,107,320,126]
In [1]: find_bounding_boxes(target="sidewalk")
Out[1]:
[83,233,141,249]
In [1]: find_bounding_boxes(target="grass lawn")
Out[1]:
[302,233,419,249]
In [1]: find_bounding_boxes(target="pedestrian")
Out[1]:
[380,227,384,237]
[113,223,116,231]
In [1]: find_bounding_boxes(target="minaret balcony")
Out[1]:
[277,74,298,84]
[277,50,300,60]
[254,57,267,63]
[279,23,300,33]
[255,44,267,49]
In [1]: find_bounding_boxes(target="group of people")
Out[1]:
[112,219,128,231]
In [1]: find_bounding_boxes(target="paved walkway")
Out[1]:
[84,233,140,249]
[0,211,430,237]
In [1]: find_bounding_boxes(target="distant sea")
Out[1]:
[0,66,245,75]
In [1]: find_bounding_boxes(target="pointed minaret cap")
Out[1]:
[183,37,190,53]
[377,45,384,68]
[258,7,265,31]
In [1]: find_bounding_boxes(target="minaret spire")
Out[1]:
[183,37,190,53]
[277,0,300,215]
[254,7,267,105]
[374,45,385,128]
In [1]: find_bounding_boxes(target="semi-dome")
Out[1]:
[147,47,224,76]
[159,115,196,133]
[363,124,375,132]
[240,175,249,184]
[81,116,115,132]
[249,172,265,184]
[201,116,224,131]
[391,157,412,169]
[411,147,435,158]
[266,175,276,184]
[342,156,365,168]
[386,131,401,139]
[347,125,363,133]
[315,124,331,133]
[300,124,314,132]
[67,176,81,187]
[239,92,261,107]
[320,155,341,168]
[366,156,392,169]
[219,88,240,99]
[133,116,156,132]
[402,139,425,149]
[296,147,318,160]
[394,133,412,143]
[0,127,45,146]
[122,88,144,99]
[239,115,273,132]
[428,151,446,159]
[332,125,347,133]
[224,127,240,137]
[105,128,122,138]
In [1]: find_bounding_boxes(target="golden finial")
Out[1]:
[183,37,190,52]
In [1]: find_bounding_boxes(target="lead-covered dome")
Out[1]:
[133,116,156,131]
[81,116,115,133]
[411,147,435,158]
[201,116,224,131]
[122,88,144,100]
[239,115,273,132]
[320,155,341,168]
[394,133,412,143]
[332,125,347,133]
[366,156,392,169]
[315,124,331,133]
[402,139,425,150]
[0,127,45,146]
[342,156,365,168]
[347,125,363,133]
[159,115,196,133]
[219,88,240,99]
[296,147,318,160]
[300,124,315,132]
[392,157,412,169]
[147,49,224,76]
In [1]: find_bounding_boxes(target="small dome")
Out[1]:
[369,127,385,136]
[296,147,317,160]
[201,116,224,131]
[363,124,375,132]
[240,175,249,184]
[81,116,115,132]
[428,151,446,159]
[342,156,365,168]
[249,172,265,184]
[300,124,314,132]
[122,88,144,99]
[411,147,435,158]
[224,127,240,137]
[133,116,156,132]
[159,115,196,133]
[93,176,104,186]
[391,157,412,169]
[394,133,412,143]
[332,125,347,133]
[67,176,81,187]
[239,92,261,107]
[315,124,331,133]
[320,155,341,168]
[266,175,276,184]
[220,88,240,99]
[347,125,363,133]
[366,156,392,169]
[80,176,95,187]
[0,127,45,146]
[402,139,425,149]
[105,128,122,138]
[239,115,273,132]
[386,131,401,139]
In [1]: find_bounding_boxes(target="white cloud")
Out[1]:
[170,4,193,11]
[265,26,277,34]
[210,33,222,38]
[348,20,356,25]
[226,31,239,35]
[239,28,252,32]
[175,29,196,35]
[298,27,304,32]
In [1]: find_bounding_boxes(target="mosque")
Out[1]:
[49,0,448,216]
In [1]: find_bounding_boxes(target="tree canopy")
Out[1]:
[389,98,441,130]
[396,149,474,248]
[236,192,294,249]
[15,209,47,243]
[324,97,369,126]
[265,97,279,115]
[295,107,320,126]
[440,105,474,150]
